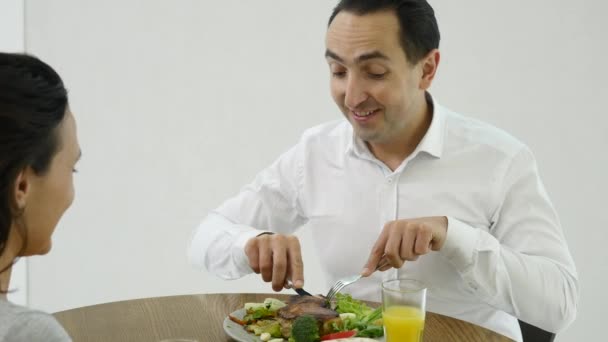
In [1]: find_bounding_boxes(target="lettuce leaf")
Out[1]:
[333,293,384,338]
[335,293,375,319]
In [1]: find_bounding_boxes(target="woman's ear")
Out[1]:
[13,167,32,211]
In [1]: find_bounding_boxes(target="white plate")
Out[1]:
[222,308,384,341]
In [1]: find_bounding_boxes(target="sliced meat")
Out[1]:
[278,295,338,321]
[286,295,328,307]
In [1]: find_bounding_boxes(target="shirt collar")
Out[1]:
[345,92,445,159]
[417,92,445,158]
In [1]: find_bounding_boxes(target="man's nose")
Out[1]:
[344,76,368,110]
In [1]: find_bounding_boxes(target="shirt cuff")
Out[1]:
[232,226,269,274]
[440,216,480,271]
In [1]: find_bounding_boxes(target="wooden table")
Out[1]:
[54,293,514,342]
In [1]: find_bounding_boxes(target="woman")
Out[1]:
[0,52,79,341]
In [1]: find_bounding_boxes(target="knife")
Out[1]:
[286,280,313,296]
[294,287,313,296]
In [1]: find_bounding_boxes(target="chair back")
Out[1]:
[519,320,556,342]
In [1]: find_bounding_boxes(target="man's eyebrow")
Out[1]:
[325,49,344,63]
[325,49,390,64]
[355,51,389,63]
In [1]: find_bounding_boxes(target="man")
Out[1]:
[189,1,578,340]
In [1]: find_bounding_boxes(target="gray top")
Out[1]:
[0,299,71,342]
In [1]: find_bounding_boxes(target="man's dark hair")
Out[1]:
[328,0,440,64]
[0,53,68,281]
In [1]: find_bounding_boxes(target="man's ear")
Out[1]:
[13,167,33,211]
[419,49,440,90]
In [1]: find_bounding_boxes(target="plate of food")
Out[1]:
[223,294,384,342]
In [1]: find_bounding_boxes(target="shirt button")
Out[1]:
[387,178,393,183]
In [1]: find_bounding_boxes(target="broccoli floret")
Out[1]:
[288,315,320,342]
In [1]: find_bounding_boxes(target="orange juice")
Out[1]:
[383,305,425,342]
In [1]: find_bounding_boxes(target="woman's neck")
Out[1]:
[0,267,12,300]
[0,228,22,300]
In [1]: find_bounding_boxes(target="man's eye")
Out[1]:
[332,71,346,78]
[369,72,386,79]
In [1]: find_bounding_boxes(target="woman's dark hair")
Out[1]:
[328,0,440,64]
[0,52,68,276]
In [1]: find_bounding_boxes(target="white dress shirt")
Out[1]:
[189,95,578,341]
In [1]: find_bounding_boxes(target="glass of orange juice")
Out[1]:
[382,278,427,342]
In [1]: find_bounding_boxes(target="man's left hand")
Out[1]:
[361,216,448,277]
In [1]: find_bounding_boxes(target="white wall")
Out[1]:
[23,1,607,341]
[1,0,28,307]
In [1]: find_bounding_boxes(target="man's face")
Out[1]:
[325,10,426,144]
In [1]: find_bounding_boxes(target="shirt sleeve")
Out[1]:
[440,146,578,333]
[188,143,308,280]
[7,311,72,342]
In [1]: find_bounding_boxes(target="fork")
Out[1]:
[325,258,391,302]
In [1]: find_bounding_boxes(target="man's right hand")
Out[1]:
[244,233,304,292]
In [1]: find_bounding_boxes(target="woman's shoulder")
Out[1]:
[0,300,71,341]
